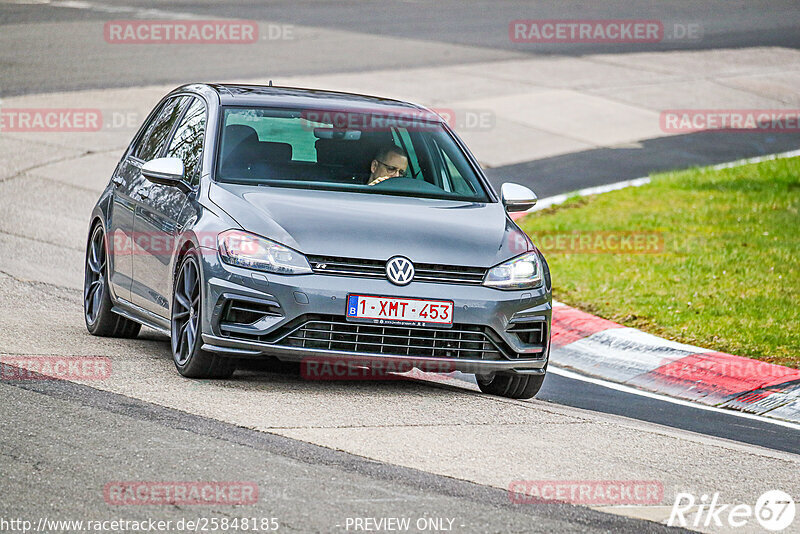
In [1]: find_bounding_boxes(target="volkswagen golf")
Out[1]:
[84,83,552,399]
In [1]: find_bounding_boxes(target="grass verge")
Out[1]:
[518,156,800,368]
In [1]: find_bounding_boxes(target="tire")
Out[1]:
[476,367,546,399]
[84,223,141,338]
[171,250,236,379]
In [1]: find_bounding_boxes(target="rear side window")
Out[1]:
[224,111,319,162]
[165,98,206,186]
[133,96,189,161]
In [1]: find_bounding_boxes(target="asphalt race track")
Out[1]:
[3,0,800,96]
[1,1,799,532]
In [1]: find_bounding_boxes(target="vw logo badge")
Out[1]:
[385,256,415,286]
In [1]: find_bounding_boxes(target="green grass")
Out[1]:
[519,156,800,368]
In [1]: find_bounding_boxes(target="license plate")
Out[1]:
[346,294,454,328]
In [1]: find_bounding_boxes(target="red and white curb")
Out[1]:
[550,302,800,423]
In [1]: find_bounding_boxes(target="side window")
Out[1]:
[165,98,206,186]
[133,96,189,161]
[393,128,421,179]
[433,139,478,196]
[225,113,318,162]
[441,149,475,195]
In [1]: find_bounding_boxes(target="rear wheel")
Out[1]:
[84,223,141,338]
[476,368,546,399]
[171,250,236,379]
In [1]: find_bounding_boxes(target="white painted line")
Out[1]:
[520,148,800,216]
[709,148,800,170]
[549,365,800,431]
[521,177,651,214]
[27,0,208,19]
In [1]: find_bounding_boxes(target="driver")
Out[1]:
[366,145,408,186]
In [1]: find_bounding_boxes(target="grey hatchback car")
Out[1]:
[84,83,552,399]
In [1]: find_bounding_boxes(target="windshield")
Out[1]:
[215,106,490,202]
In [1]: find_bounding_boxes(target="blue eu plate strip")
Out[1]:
[347,295,360,317]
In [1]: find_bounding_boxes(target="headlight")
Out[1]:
[483,251,543,290]
[218,230,312,275]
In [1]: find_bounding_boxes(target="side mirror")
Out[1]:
[141,157,191,193]
[501,182,538,213]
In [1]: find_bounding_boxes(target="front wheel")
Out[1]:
[476,369,546,399]
[171,250,236,379]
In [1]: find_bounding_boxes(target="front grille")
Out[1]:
[277,315,509,360]
[307,255,487,285]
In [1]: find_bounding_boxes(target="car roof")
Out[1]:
[184,83,439,118]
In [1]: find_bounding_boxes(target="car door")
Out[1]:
[131,96,206,317]
[106,98,181,302]
[107,157,137,302]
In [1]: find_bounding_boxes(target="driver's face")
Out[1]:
[370,152,408,179]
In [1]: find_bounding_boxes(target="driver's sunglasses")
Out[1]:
[377,160,407,177]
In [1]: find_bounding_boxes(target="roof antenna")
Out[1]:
[268,80,273,87]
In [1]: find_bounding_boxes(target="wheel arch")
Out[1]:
[171,234,204,314]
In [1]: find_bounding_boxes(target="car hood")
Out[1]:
[209,183,530,267]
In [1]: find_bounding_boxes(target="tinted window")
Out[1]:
[223,110,319,162]
[433,138,480,196]
[133,96,189,161]
[165,98,206,185]
[215,107,489,202]
[393,128,422,181]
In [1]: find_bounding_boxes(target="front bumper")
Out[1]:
[197,248,551,375]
